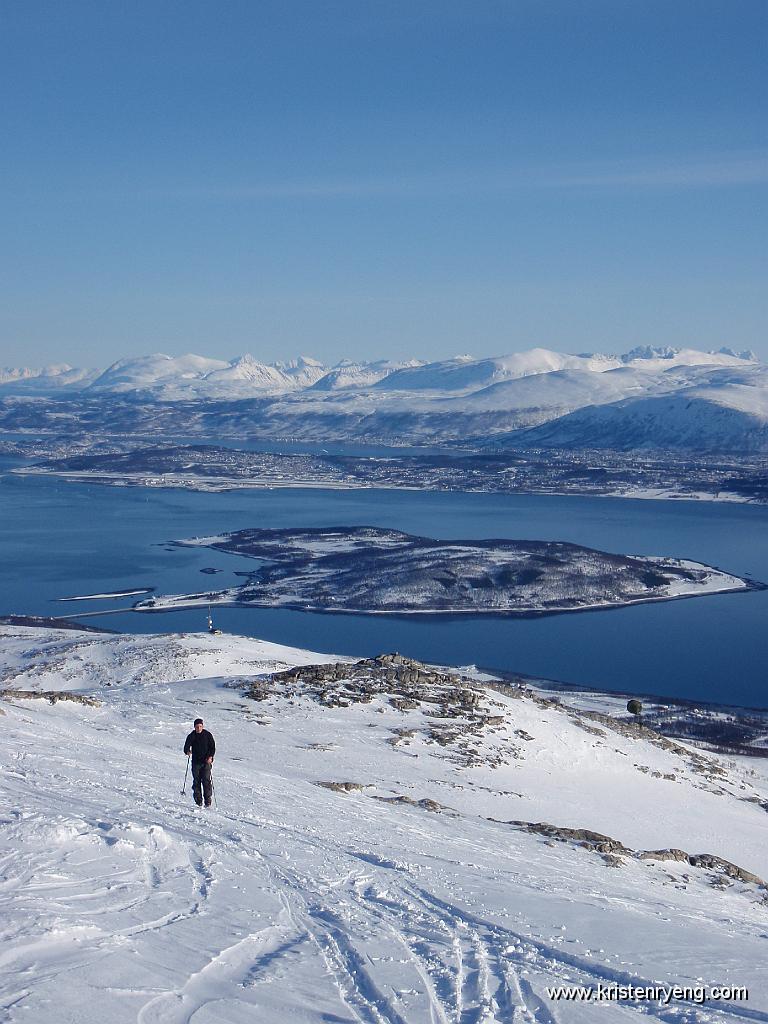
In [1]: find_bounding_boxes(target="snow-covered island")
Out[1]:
[1,623,766,1021]
[131,526,759,616]
[56,587,155,601]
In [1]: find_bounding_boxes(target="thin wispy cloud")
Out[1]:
[548,153,768,189]
[137,179,427,200]
[125,152,768,202]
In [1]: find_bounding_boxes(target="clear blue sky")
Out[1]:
[1,0,766,368]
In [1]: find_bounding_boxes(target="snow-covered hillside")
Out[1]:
[374,347,757,394]
[0,363,99,391]
[2,625,766,1022]
[513,375,768,452]
[87,353,328,399]
[89,354,232,393]
[373,350,624,392]
[246,360,768,449]
[309,359,425,391]
[0,346,765,450]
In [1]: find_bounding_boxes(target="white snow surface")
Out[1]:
[309,359,426,391]
[2,347,766,449]
[373,350,625,393]
[0,363,99,390]
[1,625,766,1022]
[373,348,757,395]
[518,379,768,452]
[86,354,329,399]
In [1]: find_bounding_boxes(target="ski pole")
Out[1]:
[182,756,190,795]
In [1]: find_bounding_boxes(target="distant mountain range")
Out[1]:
[0,352,424,398]
[1,346,766,451]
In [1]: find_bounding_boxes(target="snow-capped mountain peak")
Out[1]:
[310,358,427,391]
[374,349,625,393]
[205,354,289,388]
[0,363,99,391]
[620,346,758,368]
[0,345,765,450]
[89,353,231,392]
[273,355,329,388]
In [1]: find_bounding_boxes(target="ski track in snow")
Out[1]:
[2,640,768,1023]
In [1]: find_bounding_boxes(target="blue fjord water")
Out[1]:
[1,467,766,708]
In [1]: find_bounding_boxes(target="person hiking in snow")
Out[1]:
[184,718,215,807]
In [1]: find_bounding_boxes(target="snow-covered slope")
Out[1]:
[275,355,329,389]
[2,625,766,1022]
[373,347,758,395]
[374,349,625,393]
[87,353,330,398]
[0,363,99,392]
[310,358,425,391]
[621,345,757,369]
[453,366,665,414]
[89,353,233,393]
[194,356,328,398]
[235,359,765,447]
[0,346,764,449]
[513,377,768,452]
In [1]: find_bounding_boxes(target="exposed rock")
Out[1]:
[243,653,744,787]
[390,696,420,711]
[638,848,690,863]
[0,689,101,707]
[554,704,732,785]
[374,795,448,813]
[506,820,630,856]
[501,820,766,888]
[246,681,271,701]
[387,728,418,747]
[428,728,461,747]
[486,681,527,700]
[688,853,764,886]
[243,654,508,766]
[492,681,731,783]
[741,796,768,812]
[315,781,367,793]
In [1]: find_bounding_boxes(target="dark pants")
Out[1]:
[192,761,212,805]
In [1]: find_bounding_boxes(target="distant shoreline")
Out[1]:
[120,582,761,620]
[9,465,763,505]
[56,587,155,602]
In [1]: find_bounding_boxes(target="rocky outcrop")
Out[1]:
[0,689,101,706]
[639,849,764,886]
[248,655,486,715]
[315,781,368,793]
[245,653,516,767]
[488,680,735,787]
[564,707,729,784]
[501,819,765,887]
[373,795,449,813]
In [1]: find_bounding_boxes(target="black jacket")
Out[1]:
[184,729,215,764]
